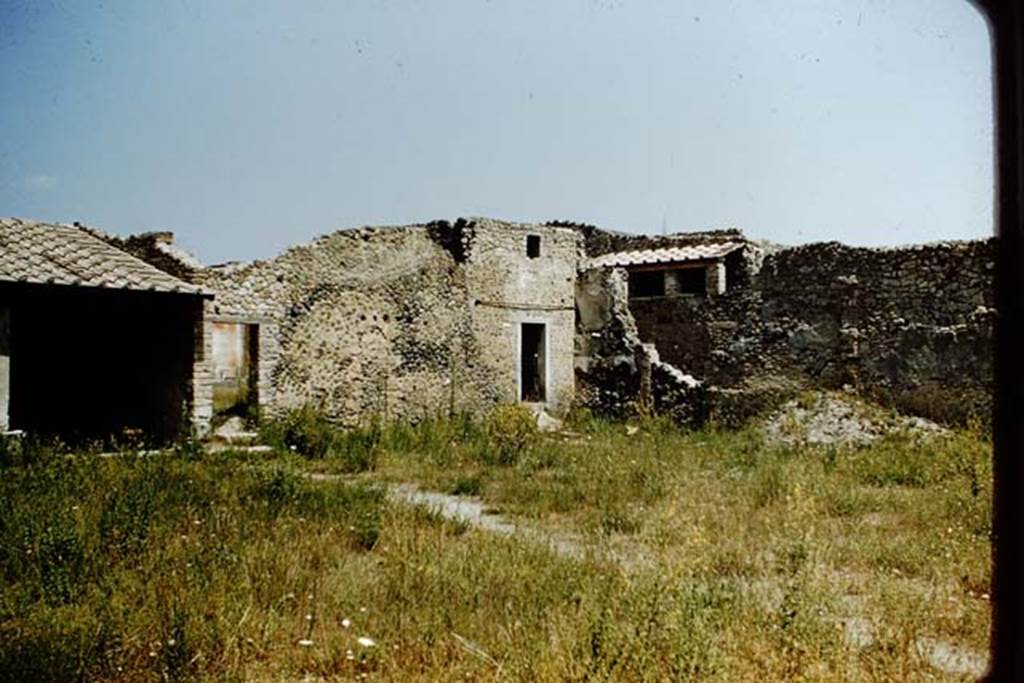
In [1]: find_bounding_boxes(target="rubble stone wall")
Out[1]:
[574,267,707,424]
[195,219,578,424]
[626,239,995,423]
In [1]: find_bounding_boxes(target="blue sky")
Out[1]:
[0,0,993,263]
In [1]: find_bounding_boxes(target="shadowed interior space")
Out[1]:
[1,283,200,445]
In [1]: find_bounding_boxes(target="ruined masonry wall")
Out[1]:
[198,220,578,424]
[629,239,995,420]
[466,219,579,412]
[755,240,994,410]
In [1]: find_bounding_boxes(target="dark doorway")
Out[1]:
[3,282,199,445]
[520,323,546,402]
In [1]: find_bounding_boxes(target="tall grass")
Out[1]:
[0,405,993,680]
[0,450,385,680]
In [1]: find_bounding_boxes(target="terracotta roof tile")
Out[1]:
[0,218,208,295]
[589,242,746,268]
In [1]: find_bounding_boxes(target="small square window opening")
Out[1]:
[526,234,541,258]
[629,271,665,298]
[676,268,707,296]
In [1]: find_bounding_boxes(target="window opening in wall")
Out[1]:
[629,270,665,298]
[526,234,541,258]
[676,267,707,296]
[520,322,546,402]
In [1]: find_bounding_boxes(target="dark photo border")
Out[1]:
[978,1,1024,679]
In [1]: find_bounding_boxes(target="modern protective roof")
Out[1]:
[0,218,208,295]
[589,241,746,269]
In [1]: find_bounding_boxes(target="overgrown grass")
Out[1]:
[0,405,992,680]
[370,409,992,679]
[0,450,386,681]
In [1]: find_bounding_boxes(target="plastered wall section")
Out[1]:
[464,219,580,413]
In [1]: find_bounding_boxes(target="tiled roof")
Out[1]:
[0,218,208,295]
[589,241,746,268]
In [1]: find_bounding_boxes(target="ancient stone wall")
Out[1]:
[756,240,994,420]
[466,218,578,412]
[191,219,578,425]
[624,238,995,423]
[574,267,707,424]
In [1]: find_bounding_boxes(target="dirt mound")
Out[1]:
[761,392,946,448]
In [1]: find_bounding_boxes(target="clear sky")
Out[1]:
[0,0,993,264]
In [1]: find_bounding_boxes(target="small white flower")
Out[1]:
[305,613,313,621]
[167,639,176,646]
[359,607,367,613]
[341,618,351,628]
[298,638,314,647]
[357,636,376,648]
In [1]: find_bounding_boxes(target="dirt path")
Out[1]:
[388,483,647,569]
[310,473,988,677]
[306,472,646,568]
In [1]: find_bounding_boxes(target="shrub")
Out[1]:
[332,421,381,473]
[264,405,335,459]
[0,432,23,468]
[482,404,538,466]
[252,466,303,512]
[0,435,65,469]
[295,481,386,550]
[449,473,483,496]
[0,610,110,681]
[171,437,205,461]
[37,518,85,606]
[263,406,380,472]
[598,505,642,535]
[250,467,385,548]
[753,458,787,508]
[99,472,156,562]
